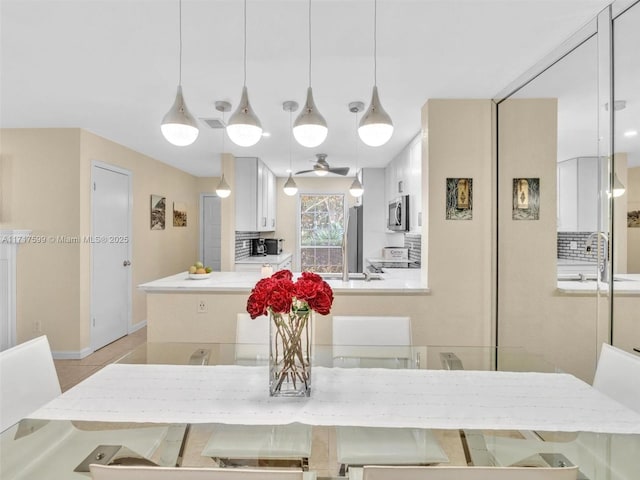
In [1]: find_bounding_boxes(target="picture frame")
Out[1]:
[150,195,166,230]
[173,202,187,227]
[446,178,473,220]
[512,178,540,220]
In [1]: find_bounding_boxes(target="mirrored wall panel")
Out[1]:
[496,33,610,382]
[612,1,640,355]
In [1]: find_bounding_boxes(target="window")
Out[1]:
[299,194,345,273]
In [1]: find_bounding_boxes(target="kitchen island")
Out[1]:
[138,269,428,345]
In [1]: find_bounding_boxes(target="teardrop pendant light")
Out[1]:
[349,102,364,197]
[161,0,199,146]
[359,0,393,147]
[283,101,299,196]
[293,0,328,148]
[226,0,263,147]
[215,101,232,198]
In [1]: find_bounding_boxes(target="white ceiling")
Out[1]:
[2,0,626,178]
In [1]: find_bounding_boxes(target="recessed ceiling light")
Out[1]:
[261,132,271,138]
[624,130,638,137]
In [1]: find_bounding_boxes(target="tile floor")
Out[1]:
[54,327,147,392]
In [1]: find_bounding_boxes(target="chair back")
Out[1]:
[592,343,640,413]
[362,465,578,480]
[90,465,303,479]
[332,316,413,368]
[0,335,61,432]
[235,313,269,365]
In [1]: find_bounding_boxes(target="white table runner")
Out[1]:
[31,364,640,434]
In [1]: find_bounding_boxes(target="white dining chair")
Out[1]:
[0,335,174,479]
[332,316,449,474]
[0,335,61,432]
[201,314,312,470]
[90,464,305,479]
[360,465,578,480]
[484,343,640,479]
[592,343,640,413]
[234,313,269,365]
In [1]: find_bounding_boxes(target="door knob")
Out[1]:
[123,260,131,266]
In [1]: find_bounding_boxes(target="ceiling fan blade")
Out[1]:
[295,169,315,175]
[329,167,350,176]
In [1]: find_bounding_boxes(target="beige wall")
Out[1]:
[1,129,83,350]
[423,99,494,348]
[627,166,640,272]
[1,128,210,355]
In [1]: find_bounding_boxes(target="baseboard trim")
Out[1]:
[52,346,93,360]
[52,322,147,359]
[129,320,147,333]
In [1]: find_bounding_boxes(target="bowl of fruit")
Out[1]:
[188,261,213,279]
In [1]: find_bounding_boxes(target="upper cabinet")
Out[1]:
[385,132,423,232]
[235,157,277,232]
[557,156,599,232]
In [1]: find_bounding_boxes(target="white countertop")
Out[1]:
[138,267,428,294]
[557,274,640,295]
[235,253,292,265]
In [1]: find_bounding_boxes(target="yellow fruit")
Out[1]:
[195,261,204,269]
[205,267,212,273]
[196,268,206,274]
[188,265,197,274]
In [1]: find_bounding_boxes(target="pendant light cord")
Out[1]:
[308,0,312,88]
[243,0,247,87]
[178,0,183,85]
[373,0,377,86]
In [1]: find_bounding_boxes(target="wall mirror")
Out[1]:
[496,30,607,381]
[612,2,640,354]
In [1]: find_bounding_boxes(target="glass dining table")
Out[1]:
[1,344,638,480]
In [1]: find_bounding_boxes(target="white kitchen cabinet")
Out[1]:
[557,157,599,232]
[384,132,422,232]
[235,157,276,232]
[408,135,423,232]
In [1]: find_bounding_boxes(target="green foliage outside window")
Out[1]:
[299,194,345,272]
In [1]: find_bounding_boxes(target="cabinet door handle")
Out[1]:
[271,219,275,227]
[262,217,266,227]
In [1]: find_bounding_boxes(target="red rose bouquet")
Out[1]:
[246,270,333,396]
[247,270,333,319]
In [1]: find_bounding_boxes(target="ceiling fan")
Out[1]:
[295,153,350,176]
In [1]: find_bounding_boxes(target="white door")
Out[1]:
[201,195,221,271]
[91,164,131,350]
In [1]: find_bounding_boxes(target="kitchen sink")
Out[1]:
[320,272,383,281]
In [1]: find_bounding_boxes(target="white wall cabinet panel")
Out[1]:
[384,132,423,232]
[235,157,276,232]
[557,157,598,232]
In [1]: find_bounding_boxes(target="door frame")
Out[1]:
[90,160,133,351]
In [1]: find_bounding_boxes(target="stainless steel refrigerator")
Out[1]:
[347,205,363,273]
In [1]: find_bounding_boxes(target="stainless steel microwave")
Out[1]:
[388,195,409,231]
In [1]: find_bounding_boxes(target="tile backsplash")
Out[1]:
[404,233,421,265]
[557,231,601,262]
[235,232,261,260]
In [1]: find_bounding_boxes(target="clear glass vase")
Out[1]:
[269,308,313,397]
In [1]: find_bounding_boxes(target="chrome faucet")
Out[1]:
[586,231,609,283]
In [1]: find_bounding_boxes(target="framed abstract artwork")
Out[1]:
[446,178,473,220]
[150,195,166,230]
[512,178,540,220]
